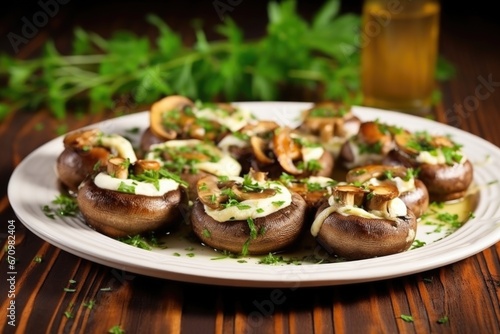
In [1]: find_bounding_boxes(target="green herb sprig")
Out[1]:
[0,0,454,121]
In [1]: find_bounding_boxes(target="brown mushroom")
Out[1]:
[312,184,417,260]
[77,160,185,238]
[388,132,473,201]
[339,121,395,170]
[418,159,473,201]
[149,95,195,140]
[56,129,136,193]
[145,139,242,201]
[191,192,307,255]
[190,171,307,255]
[346,164,429,218]
[273,127,303,175]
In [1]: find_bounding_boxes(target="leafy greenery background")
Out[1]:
[0,0,454,120]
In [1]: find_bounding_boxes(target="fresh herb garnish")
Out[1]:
[42,194,79,219]
[118,235,153,250]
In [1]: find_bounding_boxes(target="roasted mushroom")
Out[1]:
[246,126,334,179]
[278,174,337,216]
[339,121,401,170]
[141,95,254,152]
[299,101,361,158]
[77,159,186,238]
[217,120,280,173]
[145,139,242,200]
[191,170,307,255]
[346,165,429,218]
[56,129,137,193]
[311,183,417,260]
[385,131,473,201]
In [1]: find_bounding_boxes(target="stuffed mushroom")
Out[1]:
[311,183,417,260]
[145,139,242,200]
[77,159,186,238]
[299,101,361,158]
[385,131,473,202]
[190,170,307,255]
[140,95,254,152]
[339,120,402,170]
[345,165,429,218]
[57,129,137,193]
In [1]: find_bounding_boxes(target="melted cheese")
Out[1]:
[307,176,335,188]
[416,149,466,165]
[194,107,252,132]
[301,146,324,163]
[93,172,179,196]
[204,178,292,222]
[146,139,242,176]
[344,141,384,169]
[96,134,137,163]
[311,196,407,237]
[217,134,249,152]
[367,177,415,194]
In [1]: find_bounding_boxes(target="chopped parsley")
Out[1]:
[400,314,414,322]
[42,194,79,219]
[117,181,136,194]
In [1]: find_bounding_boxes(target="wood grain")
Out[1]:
[1,1,499,333]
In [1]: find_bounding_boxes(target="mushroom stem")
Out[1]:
[107,157,129,179]
[364,184,399,214]
[196,175,227,209]
[250,136,274,164]
[273,127,303,175]
[332,185,365,207]
[133,160,161,175]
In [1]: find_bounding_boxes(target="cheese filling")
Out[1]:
[146,139,242,176]
[367,176,415,194]
[204,177,292,222]
[194,107,253,132]
[93,172,179,196]
[94,133,137,163]
[310,196,407,237]
[416,149,466,165]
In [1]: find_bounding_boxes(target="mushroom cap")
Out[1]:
[399,179,429,218]
[77,176,184,238]
[383,140,473,202]
[139,127,166,154]
[345,164,430,218]
[190,192,307,255]
[315,202,417,260]
[56,146,110,193]
[149,95,195,140]
[419,159,474,201]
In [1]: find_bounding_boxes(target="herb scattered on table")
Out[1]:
[437,315,449,324]
[400,314,414,323]
[108,325,125,334]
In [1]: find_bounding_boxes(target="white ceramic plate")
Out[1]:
[8,102,500,287]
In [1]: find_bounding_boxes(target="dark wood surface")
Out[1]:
[1,1,500,333]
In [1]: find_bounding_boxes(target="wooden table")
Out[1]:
[1,1,499,333]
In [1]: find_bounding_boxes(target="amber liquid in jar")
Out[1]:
[361,0,440,115]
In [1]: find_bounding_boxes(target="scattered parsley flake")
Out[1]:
[400,314,414,322]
